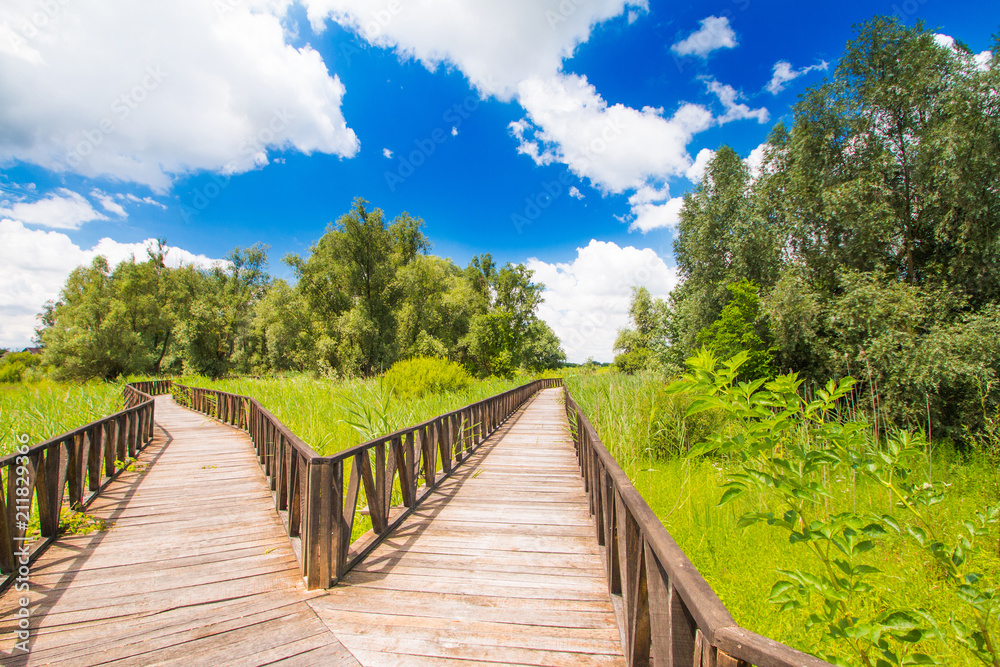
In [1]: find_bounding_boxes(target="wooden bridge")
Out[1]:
[0,380,829,666]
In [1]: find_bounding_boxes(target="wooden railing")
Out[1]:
[0,380,169,582]
[562,387,831,667]
[170,378,562,588]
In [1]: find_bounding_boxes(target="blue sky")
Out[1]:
[1,0,996,361]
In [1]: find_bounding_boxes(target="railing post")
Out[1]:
[304,460,333,589]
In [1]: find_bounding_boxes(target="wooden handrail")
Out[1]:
[0,380,169,583]
[170,377,564,588]
[562,387,832,667]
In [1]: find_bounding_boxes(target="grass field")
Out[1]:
[177,373,530,456]
[566,371,1000,666]
[0,380,124,458]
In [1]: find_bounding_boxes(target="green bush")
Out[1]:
[614,348,652,374]
[0,352,42,383]
[384,356,472,399]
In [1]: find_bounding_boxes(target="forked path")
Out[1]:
[0,390,624,666]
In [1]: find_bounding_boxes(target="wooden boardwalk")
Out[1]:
[0,389,624,666]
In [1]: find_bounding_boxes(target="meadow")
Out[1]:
[0,380,124,457]
[175,373,529,456]
[7,368,999,664]
[566,370,1000,666]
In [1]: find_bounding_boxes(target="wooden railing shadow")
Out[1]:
[1,376,835,667]
[0,380,171,593]
[169,378,563,589]
[0,416,176,658]
[562,387,832,667]
[336,400,536,582]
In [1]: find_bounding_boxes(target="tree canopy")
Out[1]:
[626,18,1000,438]
[37,199,565,380]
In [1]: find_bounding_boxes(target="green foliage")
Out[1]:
[695,280,776,381]
[385,356,472,400]
[39,201,566,382]
[668,349,1000,666]
[0,380,123,456]
[662,18,1000,440]
[0,351,42,383]
[614,348,652,374]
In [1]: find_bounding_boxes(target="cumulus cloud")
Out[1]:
[670,16,737,58]
[705,79,770,125]
[685,147,715,183]
[624,191,685,233]
[92,190,127,218]
[765,60,829,95]
[934,33,993,71]
[0,219,223,348]
[511,73,713,194]
[745,142,769,180]
[382,148,394,159]
[568,186,584,200]
[0,0,359,191]
[0,189,107,229]
[302,0,648,99]
[527,240,678,362]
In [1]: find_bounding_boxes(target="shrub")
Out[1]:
[384,356,472,399]
[614,348,652,374]
[0,351,42,383]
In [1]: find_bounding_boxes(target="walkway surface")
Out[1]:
[0,389,624,666]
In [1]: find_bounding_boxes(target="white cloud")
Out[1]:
[568,186,584,199]
[933,33,956,50]
[451,126,459,136]
[745,142,769,180]
[934,33,993,72]
[626,195,685,233]
[0,188,107,229]
[705,79,769,124]
[511,73,713,193]
[0,219,223,348]
[383,148,394,159]
[670,16,737,58]
[303,0,648,99]
[91,190,127,218]
[765,60,828,95]
[527,240,678,362]
[685,148,715,183]
[123,194,167,209]
[0,0,359,191]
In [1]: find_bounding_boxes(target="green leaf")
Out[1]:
[769,580,796,598]
[882,515,901,533]
[717,486,745,506]
[880,611,921,632]
[907,525,927,546]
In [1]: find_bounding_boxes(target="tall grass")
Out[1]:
[0,380,124,457]
[566,371,1000,666]
[179,373,529,456]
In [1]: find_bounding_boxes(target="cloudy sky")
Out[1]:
[1,0,995,361]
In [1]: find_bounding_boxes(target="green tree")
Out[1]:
[288,199,428,376]
[695,279,776,381]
